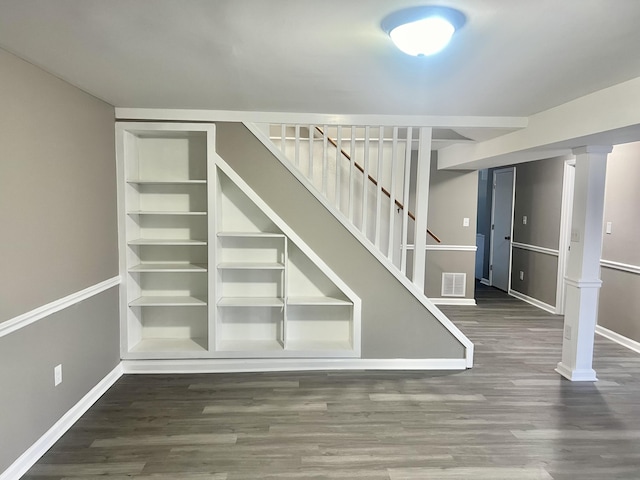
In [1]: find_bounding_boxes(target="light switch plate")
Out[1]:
[606,221,612,234]
[54,364,62,386]
[523,215,527,225]
[463,217,470,227]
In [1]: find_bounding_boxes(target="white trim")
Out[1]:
[600,259,640,275]
[508,289,557,315]
[0,364,124,480]
[244,122,474,368]
[564,277,603,289]
[0,276,121,338]
[430,298,477,306]
[557,157,576,315]
[402,244,477,252]
[555,362,597,382]
[122,358,467,374]
[596,325,640,355]
[480,278,491,286]
[114,108,528,129]
[511,242,559,257]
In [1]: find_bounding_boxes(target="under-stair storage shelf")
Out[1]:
[118,122,360,361]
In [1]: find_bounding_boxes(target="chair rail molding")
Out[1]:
[0,276,121,338]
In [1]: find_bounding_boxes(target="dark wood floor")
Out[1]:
[23,285,640,479]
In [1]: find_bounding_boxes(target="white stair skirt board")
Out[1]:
[430,298,476,306]
[508,289,557,315]
[1,364,124,480]
[596,325,640,355]
[122,358,467,374]
[555,362,598,382]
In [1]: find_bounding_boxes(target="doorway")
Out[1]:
[490,167,515,292]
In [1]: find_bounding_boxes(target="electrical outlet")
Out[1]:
[54,364,63,386]
[463,217,470,227]
[519,271,524,281]
[523,215,527,225]
[606,221,612,234]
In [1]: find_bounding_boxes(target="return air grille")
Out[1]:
[441,273,466,297]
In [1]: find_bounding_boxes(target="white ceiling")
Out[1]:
[1,0,640,117]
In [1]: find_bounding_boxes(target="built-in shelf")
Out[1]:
[217,262,285,270]
[129,295,207,307]
[128,263,207,272]
[130,337,208,353]
[127,180,207,185]
[287,296,352,306]
[217,232,286,238]
[217,339,284,352]
[128,238,208,246]
[285,339,353,352]
[127,211,207,216]
[217,297,284,307]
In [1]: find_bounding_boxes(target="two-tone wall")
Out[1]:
[0,49,120,473]
[510,158,565,309]
[598,143,640,343]
[426,154,478,302]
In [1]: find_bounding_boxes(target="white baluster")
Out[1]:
[294,124,300,167]
[308,124,314,180]
[362,126,370,238]
[348,127,356,223]
[375,126,384,248]
[336,126,342,212]
[400,127,413,275]
[322,125,328,195]
[388,127,399,260]
[281,124,286,154]
[412,127,432,291]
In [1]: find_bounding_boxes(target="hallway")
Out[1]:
[23,287,640,479]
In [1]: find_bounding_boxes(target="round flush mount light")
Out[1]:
[381,6,466,56]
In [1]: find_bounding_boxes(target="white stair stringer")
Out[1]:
[244,121,474,368]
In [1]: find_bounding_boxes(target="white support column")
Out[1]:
[556,145,611,382]
[412,127,432,291]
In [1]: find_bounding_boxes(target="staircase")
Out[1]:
[243,122,474,366]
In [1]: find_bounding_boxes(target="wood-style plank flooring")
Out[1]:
[23,284,640,479]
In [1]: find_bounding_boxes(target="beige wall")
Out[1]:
[216,122,466,360]
[598,142,640,341]
[0,49,120,472]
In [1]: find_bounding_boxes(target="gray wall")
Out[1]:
[427,155,478,299]
[0,49,120,472]
[598,142,640,342]
[216,123,466,360]
[510,158,565,305]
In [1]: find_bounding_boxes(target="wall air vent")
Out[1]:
[442,272,466,297]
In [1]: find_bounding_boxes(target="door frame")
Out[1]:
[556,157,576,314]
[489,167,516,290]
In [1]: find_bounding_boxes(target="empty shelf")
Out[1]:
[128,238,207,246]
[129,263,207,272]
[217,297,284,307]
[287,296,352,306]
[129,296,207,307]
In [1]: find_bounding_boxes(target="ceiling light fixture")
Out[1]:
[381,6,466,57]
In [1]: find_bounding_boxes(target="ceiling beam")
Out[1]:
[438,76,640,170]
[115,108,528,130]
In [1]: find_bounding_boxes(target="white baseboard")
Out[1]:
[1,364,124,480]
[480,278,490,286]
[595,325,640,355]
[122,357,468,374]
[430,298,476,306]
[508,289,557,314]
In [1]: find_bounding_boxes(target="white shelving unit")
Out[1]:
[117,123,215,358]
[117,122,360,361]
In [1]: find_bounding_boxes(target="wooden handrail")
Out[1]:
[314,126,441,243]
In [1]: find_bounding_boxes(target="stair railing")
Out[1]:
[265,123,437,290]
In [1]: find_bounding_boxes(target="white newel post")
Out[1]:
[412,127,432,291]
[556,145,611,382]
